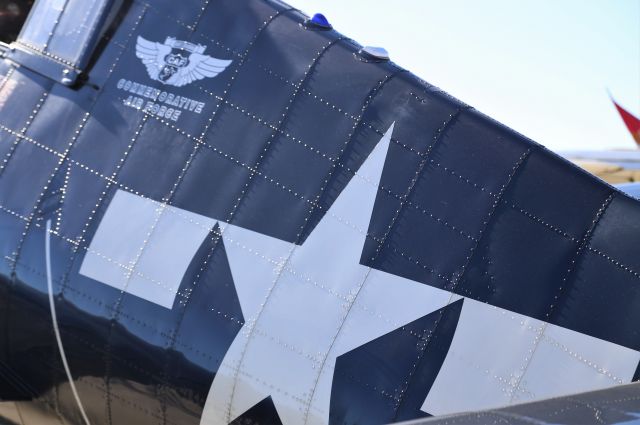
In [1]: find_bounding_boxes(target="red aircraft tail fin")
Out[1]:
[612,97,640,147]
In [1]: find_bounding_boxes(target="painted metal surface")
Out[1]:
[404,381,640,425]
[7,0,116,85]
[617,182,640,198]
[0,0,640,424]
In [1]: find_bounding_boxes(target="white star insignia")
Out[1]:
[201,124,455,424]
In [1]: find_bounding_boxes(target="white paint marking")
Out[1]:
[79,190,218,309]
[422,298,640,415]
[201,123,451,425]
[46,220,92,425]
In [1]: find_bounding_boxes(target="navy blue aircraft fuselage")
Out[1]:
[0,1,639,424]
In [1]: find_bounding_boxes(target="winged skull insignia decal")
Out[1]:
[135,36,232,87]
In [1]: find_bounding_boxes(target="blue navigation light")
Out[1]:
[311,13,331,28]
[304,13,332,30]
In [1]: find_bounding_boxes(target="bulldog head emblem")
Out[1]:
[135,36,232,87]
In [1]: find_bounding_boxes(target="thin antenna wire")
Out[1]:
[45,219,92,425]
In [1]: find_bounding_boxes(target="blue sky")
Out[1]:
[286,0,640,151]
